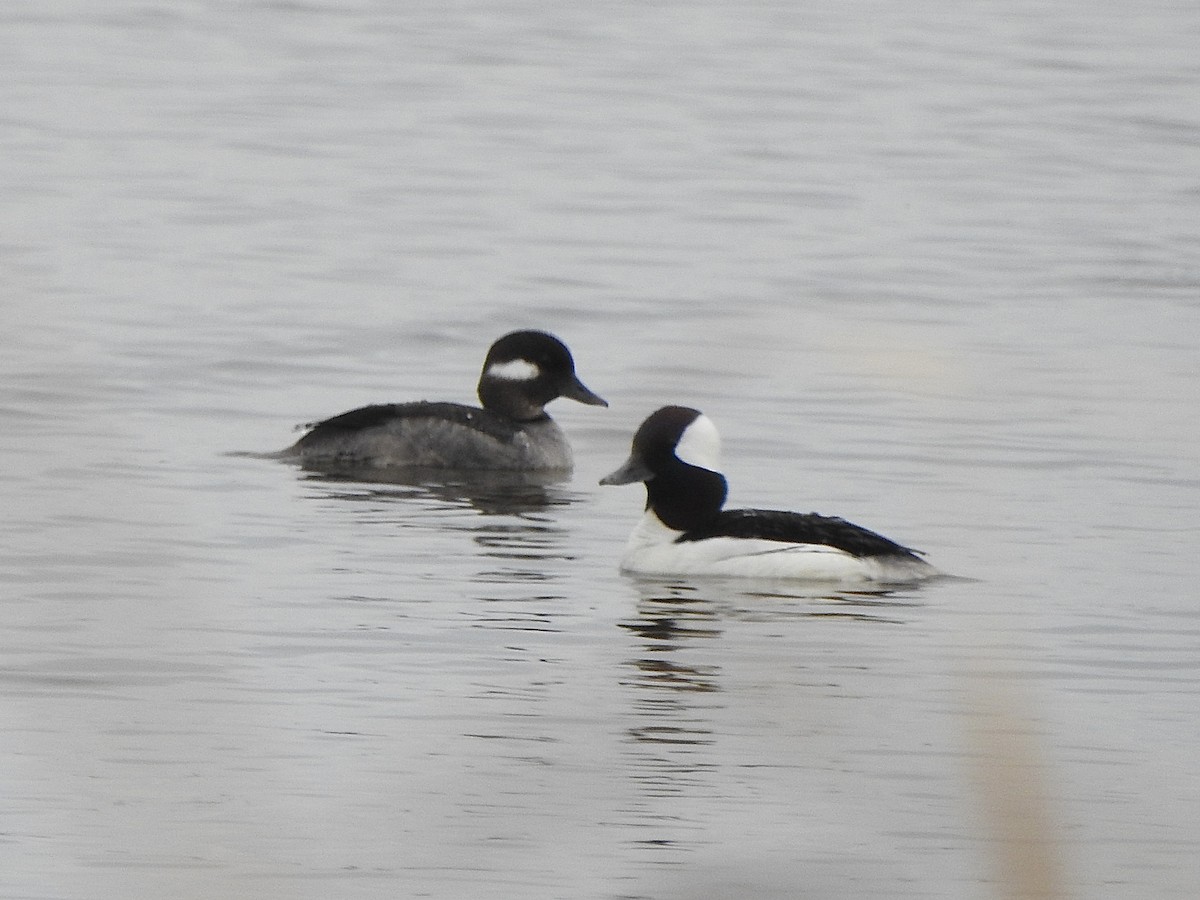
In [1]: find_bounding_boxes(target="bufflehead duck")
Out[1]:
[601,406,938,582]
[284,330,607,470]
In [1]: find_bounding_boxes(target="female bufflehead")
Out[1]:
[284,330,607,470]
[601,406,938,582]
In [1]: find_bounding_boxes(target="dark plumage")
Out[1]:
[294,402,533,450]
[281,330,606,471]
[676,508,926,561]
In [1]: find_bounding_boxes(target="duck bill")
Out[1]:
[562,375,608,407]
[600,454,653,486]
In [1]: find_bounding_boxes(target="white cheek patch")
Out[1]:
[674,414,722,472]
[486,359,540,381]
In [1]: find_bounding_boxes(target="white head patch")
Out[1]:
[674,414,722,472]
[486,358,540,381]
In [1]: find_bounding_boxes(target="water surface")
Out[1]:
[2,1,1199,898]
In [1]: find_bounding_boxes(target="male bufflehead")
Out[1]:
[283,330,607,470]
[601,406,938,582]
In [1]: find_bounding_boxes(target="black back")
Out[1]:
[676,507,926,561]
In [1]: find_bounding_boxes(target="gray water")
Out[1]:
[3,1,1199,898]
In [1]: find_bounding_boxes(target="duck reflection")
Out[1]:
[296,465,589,601]
[619,579,922,704]
[628,578,921,627]
[620,584,724,764]
[616,578,930,846]
[297,464,575,517]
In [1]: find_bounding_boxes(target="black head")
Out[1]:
[600,405,728,531]
[476,330,607,420]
